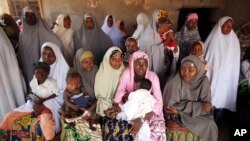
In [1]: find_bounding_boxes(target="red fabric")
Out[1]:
[40,107,52,115]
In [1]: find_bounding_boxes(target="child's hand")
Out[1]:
[164,106,178,115]
[202,102,212,113]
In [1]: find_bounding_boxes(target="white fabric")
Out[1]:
[139,10,165,78]
[205,16,240,112]
[95,47,125,116]
[132,12,149,40]
[0,27,26,121]
[14,77,59,112]
[53,14,74,66]
[116,89,155,141]
[40,42,69,133]
[241,60,250,79]
[101,15,125,49]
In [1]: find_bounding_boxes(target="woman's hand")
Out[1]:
[144,111,154,121]
[164,106,178,115]
[130,118,143,137]
[121,93,129,103]
[202,102,212,113]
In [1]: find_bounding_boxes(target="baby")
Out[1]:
[116,78,156,141]
[63,72,93,119]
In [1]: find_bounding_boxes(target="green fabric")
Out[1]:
[166,130,204,141]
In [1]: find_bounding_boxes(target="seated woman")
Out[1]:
[60,49,102,141]
[113,51,166,141]
[163,55,218,141]
[0,42,69,140]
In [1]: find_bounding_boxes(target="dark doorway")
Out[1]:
[177,8,217,41]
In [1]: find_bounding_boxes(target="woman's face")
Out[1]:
[221,19,233,35]
[109,51,123,70]
[134,58,148,77]
[63,16,71,29]
[85,17,94,30]
[187,19,198,31]
[34,68,49,84]
[180,61,198,82]
[24,12,37,26]
[126,40,139,53]
[42,46,56,65]
[191,43,203,57]
[81,57,94,72]
[107,16,113,27]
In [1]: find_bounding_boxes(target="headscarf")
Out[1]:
[191,41,205,62]
[18,6,63,84]
[132,12,149,39]
[53,14,74,66]
[102,15,125,49]
[139,10,165,78]
[187,13,198,22]
[205,16,240,112]
[73,48,98,100]
[40,42,69,133]
[95,47,125,116]
[0,27,26,121]
[74,13,113,65]
[116,19,128,36]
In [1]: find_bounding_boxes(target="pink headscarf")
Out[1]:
[187,13,198,22]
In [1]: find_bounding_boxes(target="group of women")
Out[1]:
[0,6,242,141]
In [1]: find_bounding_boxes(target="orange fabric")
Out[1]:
[40,113,55,140]
[40,107,52,115]
[0,111,31,130]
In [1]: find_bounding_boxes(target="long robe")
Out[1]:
[0,27,26,121]
[163,55,218,141]
[132,12,149,40]
[18,6,63,84]
[74,13,113,65]
[205,17,240,112]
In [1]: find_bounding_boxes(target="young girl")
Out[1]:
[123,37,139,66]
[190,41,208,72]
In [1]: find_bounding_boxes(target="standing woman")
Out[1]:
[0,27,26,121]
[205,17,240,122]
[18,6,62,84]
[102,15,125,49]
[53,14,74,67]
[176,13,201,63]
[74,13,113,65]
[95,47,124,116]
[132,12,149,40]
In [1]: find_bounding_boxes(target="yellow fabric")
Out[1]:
[80,51,94,62]
[166,130,204,141]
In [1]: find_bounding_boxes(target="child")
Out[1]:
[15,61,59,140]
[63,72,93,119]
[190,41,208,72]
[116,78,156,141]
[123,37,139,66]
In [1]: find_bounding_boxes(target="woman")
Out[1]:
[114,51,166,141]
[74,13,113,65]
[53,14,74,67]
[102,15,125,49]
[61,49,102,141]
[205,17,240,117]
[116,19,128,36]
[132,12,149,39]
[0,42,69,140]
[176,13,201,63]
[0,13,20,53]
[95,47,124,116]
[163,55,218,141]
[0,27,25,121]
[18,6,62,84]
[139,10,169,80]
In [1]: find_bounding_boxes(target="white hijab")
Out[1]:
[102,15,125,49]
[18,6,63,83]
[0,27,26,121]
[95,47,125,116]
[132,12,149,39]
[139,10,165,78]
[53,14,74,67]
[40,42,69,133]
[205,16,240,112]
